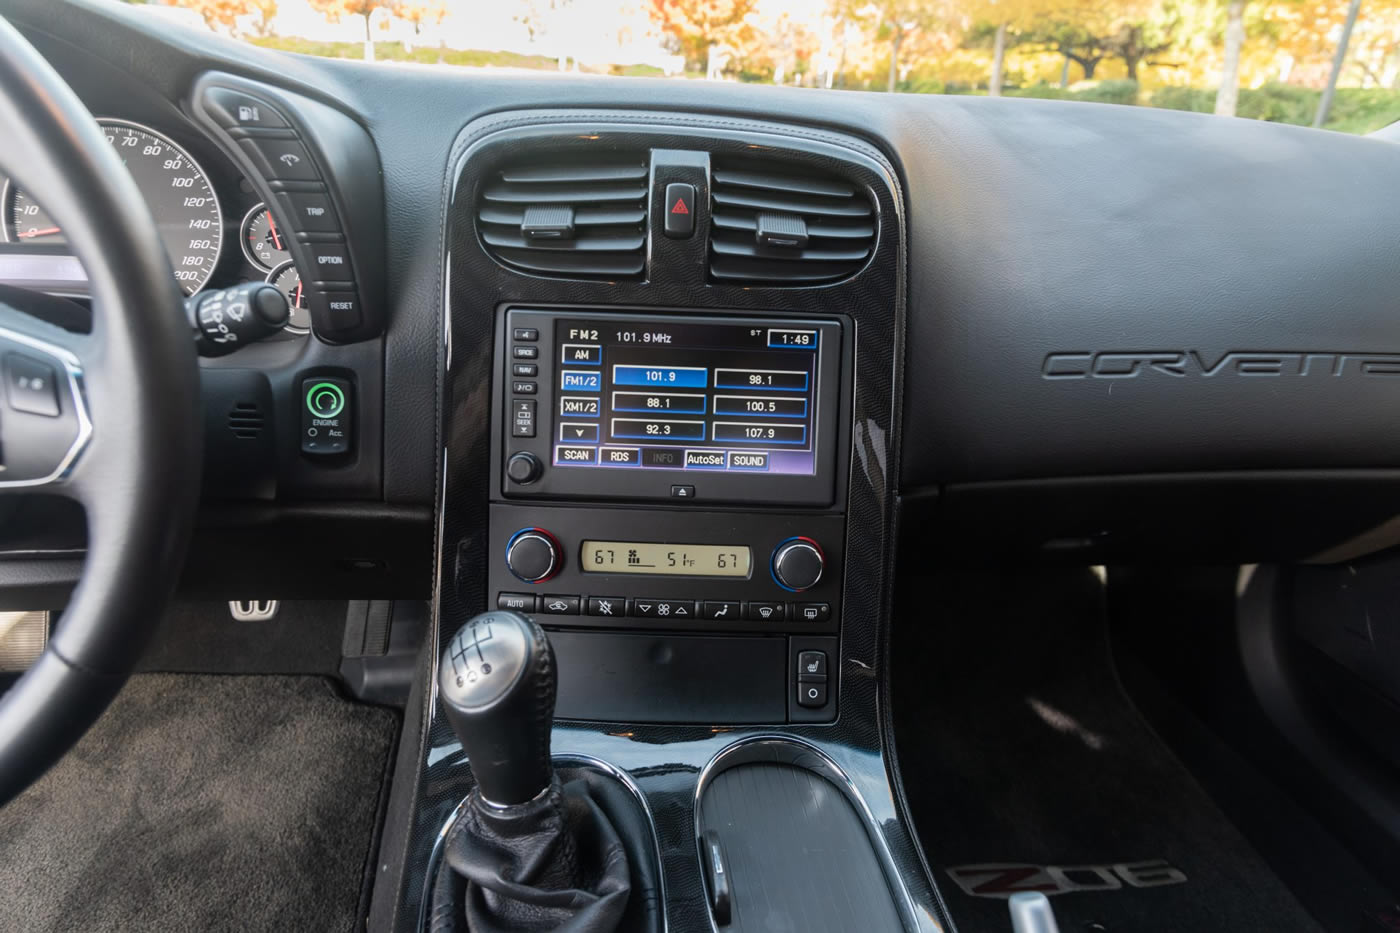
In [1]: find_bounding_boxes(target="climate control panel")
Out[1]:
[484,504,843,635]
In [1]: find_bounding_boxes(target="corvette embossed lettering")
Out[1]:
[947,860,1189,898]
[1043,351,1400,379]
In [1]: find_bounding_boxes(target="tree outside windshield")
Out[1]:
[131,0,1400,133]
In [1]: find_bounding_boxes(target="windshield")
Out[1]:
[129,0,1400,134]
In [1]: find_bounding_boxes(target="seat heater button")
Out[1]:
[797,650,827,681]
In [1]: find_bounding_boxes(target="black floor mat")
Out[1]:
[0,674,398,932]
[893,569,1321,933]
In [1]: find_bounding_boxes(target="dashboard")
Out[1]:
[7,3,1400,932]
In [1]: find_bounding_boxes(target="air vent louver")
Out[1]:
[477,156,648,279]
[709,161,875,285]
[228,401,264,440]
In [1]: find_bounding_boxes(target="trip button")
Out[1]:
[238,137,320,182]
[746,602,785,622]
[276,191,340,233]
[4,354,60,417]
[539,595,581,615]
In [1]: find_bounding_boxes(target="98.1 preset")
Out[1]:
[581,541,751,578]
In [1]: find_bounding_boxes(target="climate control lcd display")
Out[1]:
[582,540,752,577]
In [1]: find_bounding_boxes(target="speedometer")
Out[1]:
[2,119,223,296]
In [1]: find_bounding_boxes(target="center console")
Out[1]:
[488,307,851,723]
[377,111,949,933]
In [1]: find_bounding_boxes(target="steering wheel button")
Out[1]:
[238,137,320,182]
[204,87,289,130]
[4,353,60,417]
[275,191,340,233]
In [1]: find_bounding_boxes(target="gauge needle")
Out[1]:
[266,213,283,250]
[294,281,302,306]
[17,227,61,239]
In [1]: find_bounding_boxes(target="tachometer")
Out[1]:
[2,119,223,296]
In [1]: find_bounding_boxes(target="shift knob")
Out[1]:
[438,610,556,806]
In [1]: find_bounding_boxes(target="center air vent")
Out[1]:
[477,156,648,279]
[709,160,875,285]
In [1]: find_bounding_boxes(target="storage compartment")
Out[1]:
[694,740,911,932]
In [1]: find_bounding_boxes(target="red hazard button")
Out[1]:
[663,182,695,239]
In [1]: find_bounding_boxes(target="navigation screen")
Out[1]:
[551,317,828,477]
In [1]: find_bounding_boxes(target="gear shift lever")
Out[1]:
[438,610,555,806]
[430,610,660,933]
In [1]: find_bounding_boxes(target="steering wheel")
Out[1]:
[0,17,201,805]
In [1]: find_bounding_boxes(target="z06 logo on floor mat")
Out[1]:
[947,861,1188,899]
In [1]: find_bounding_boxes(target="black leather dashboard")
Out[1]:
[8,0,1400,568]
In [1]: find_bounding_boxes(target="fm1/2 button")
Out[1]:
[301,377,352,455]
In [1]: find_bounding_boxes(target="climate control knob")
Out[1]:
[772,537,824,592]
[505,528,560,584]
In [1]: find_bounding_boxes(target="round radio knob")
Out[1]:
[772,537,824,592]
[506,528,560,584]
[506,451,543,485]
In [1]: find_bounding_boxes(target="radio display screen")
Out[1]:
[551,317,829,477]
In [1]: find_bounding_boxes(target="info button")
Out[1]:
[642,447,683,469]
